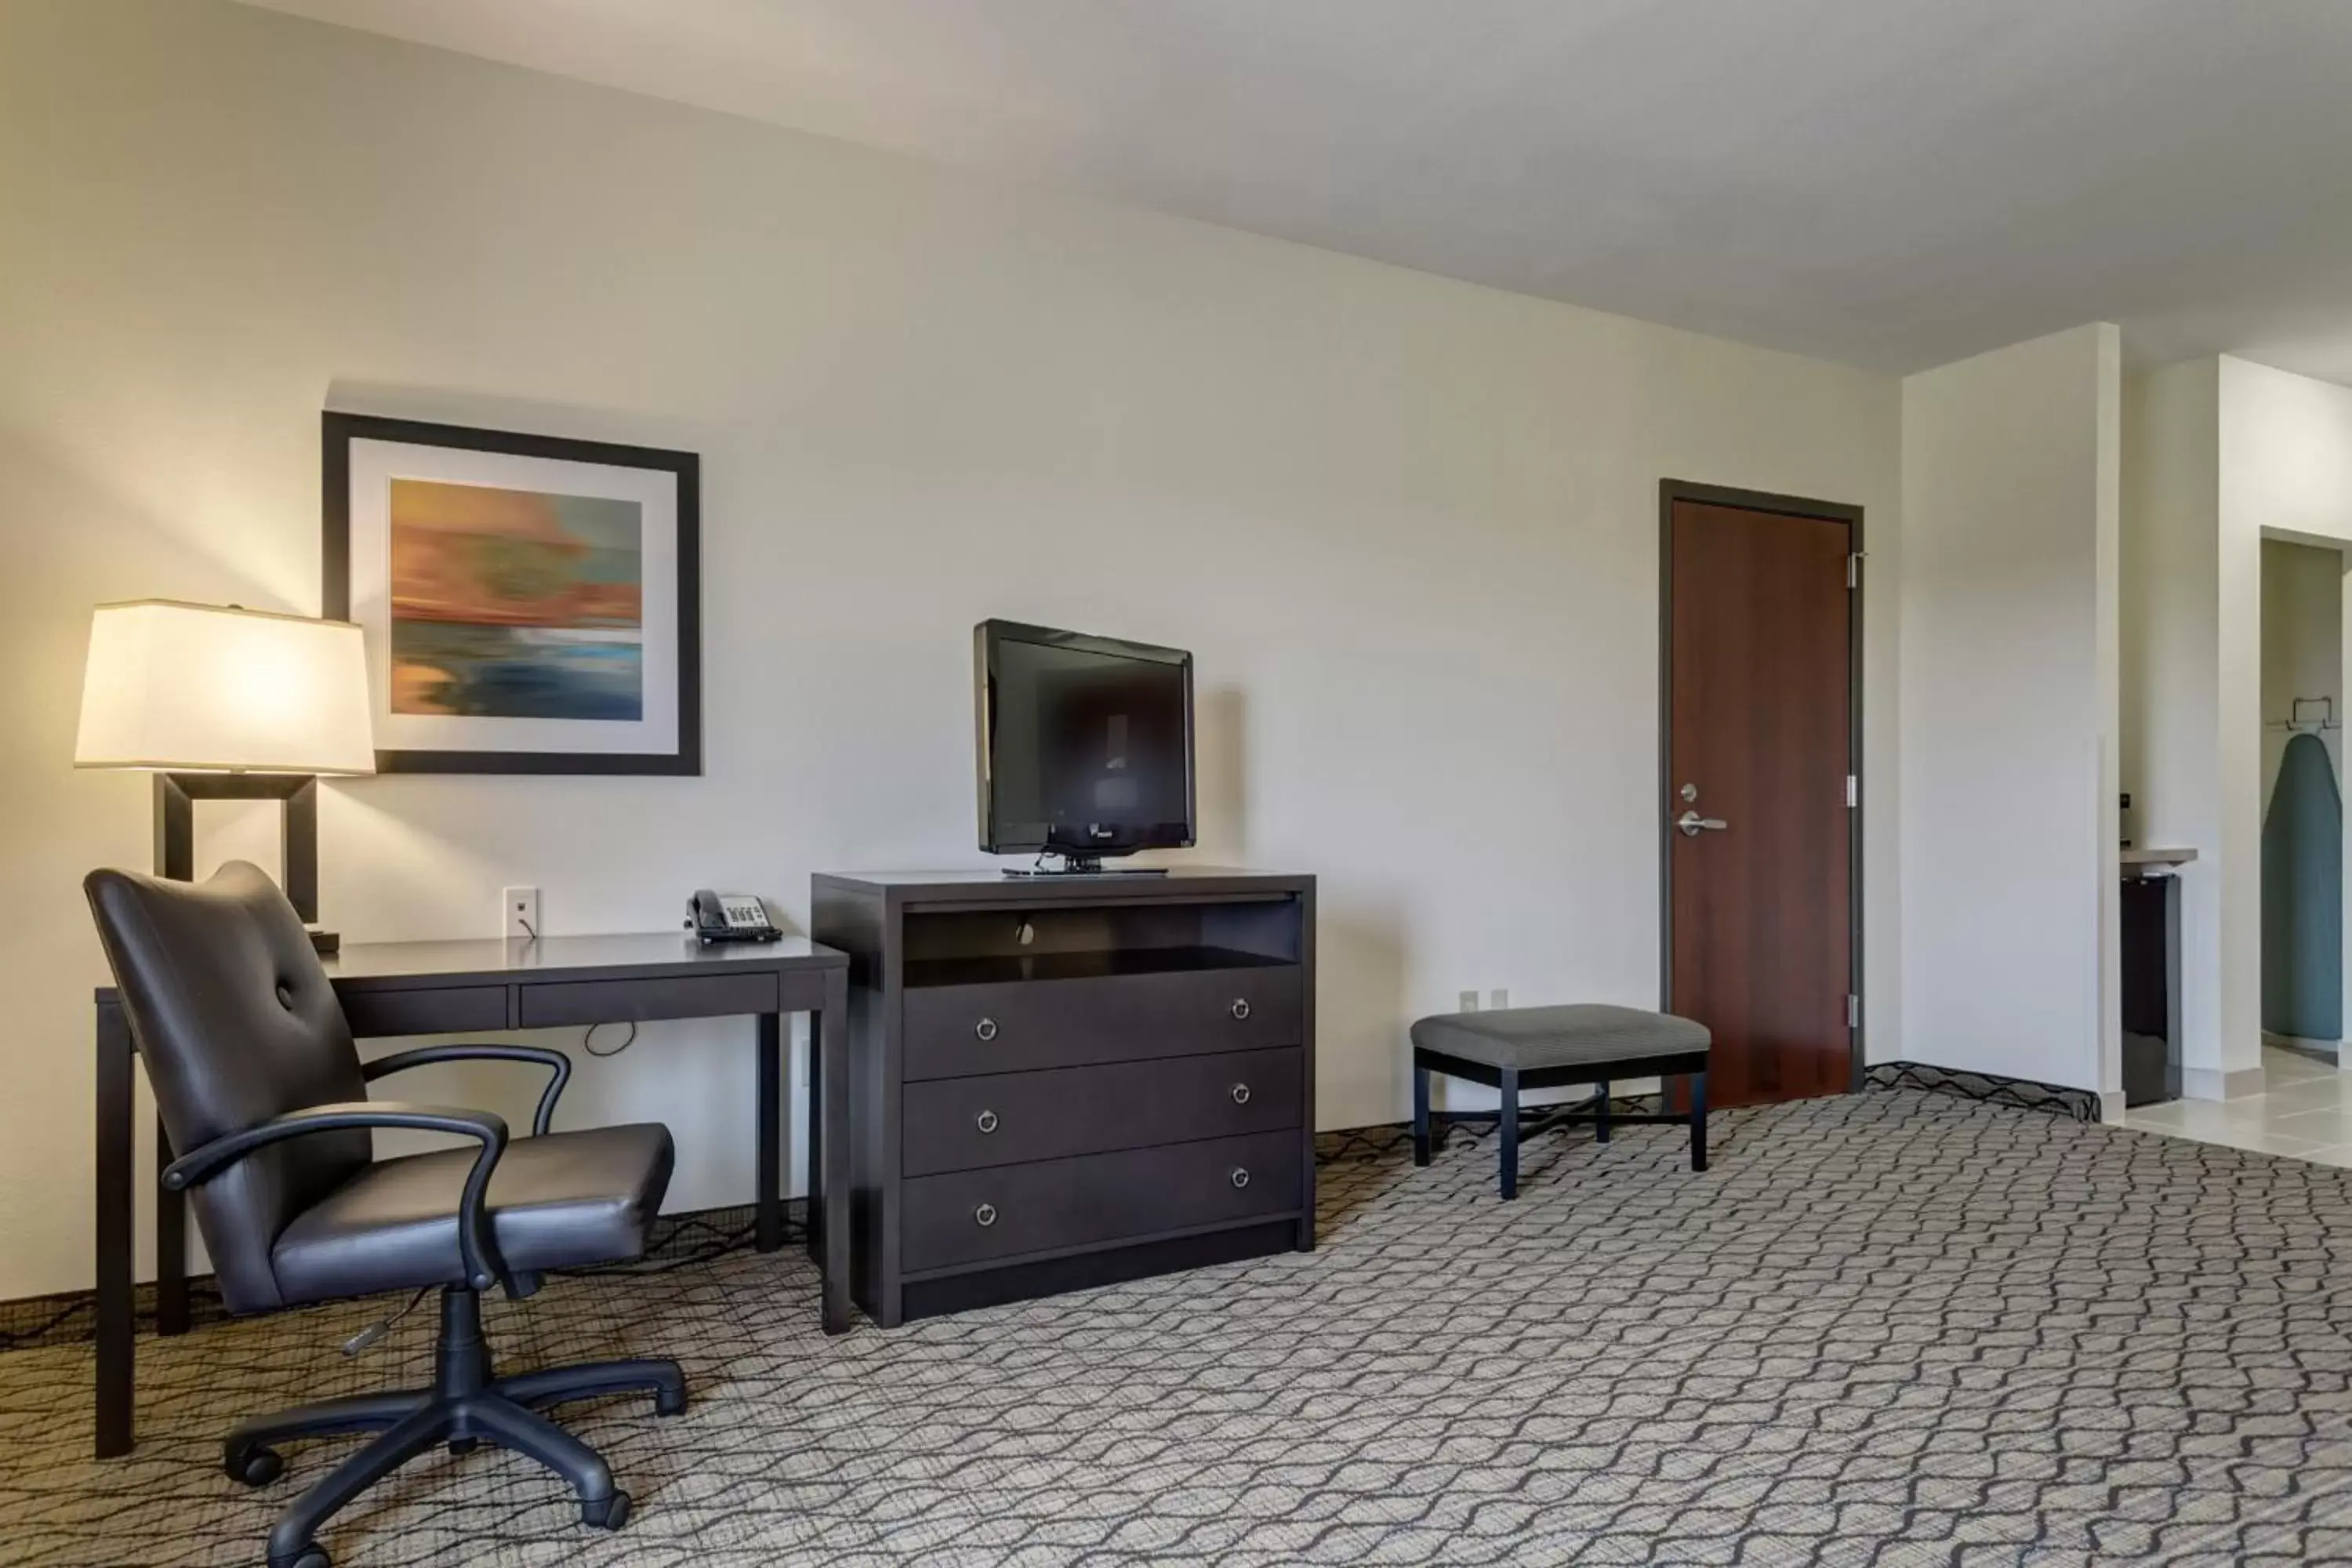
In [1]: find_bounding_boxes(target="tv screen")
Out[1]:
[975,621,1194,858]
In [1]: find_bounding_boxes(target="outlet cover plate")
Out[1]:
[503,886,540,940]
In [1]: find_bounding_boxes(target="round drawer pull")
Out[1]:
[974,1203,997,1228]
[1229,1167,1251,1190]
[975,1109,999,1134]
[1229,998,1251,1021]
[975,1017,999,1042]
[1230,1083,1251,1105]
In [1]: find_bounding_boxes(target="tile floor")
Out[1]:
[2116,1042,2352,1165]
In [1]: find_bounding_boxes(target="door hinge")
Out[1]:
[1845,774,1858,808]
[1846,552,1865,589]
[1846,994,1860,1029]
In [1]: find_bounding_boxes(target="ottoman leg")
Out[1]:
[1595,1079,1611,1144]
[1498,1068,1519,1200]
[1689,1069,1709,1172]
[1412,1064,1432,1167]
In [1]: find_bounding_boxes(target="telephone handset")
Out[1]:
[688,889,782,945]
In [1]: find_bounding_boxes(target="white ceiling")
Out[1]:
[241,0,2352,382]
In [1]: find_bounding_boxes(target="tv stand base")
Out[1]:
[1000,854,1168,877]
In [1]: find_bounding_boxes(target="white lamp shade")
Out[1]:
[74,601,376,775]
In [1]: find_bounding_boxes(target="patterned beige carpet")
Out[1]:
[4,1090,2351,1566]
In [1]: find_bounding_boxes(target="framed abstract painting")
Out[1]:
[322,412,700,775]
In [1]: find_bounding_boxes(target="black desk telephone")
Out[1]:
[688,889,782,945]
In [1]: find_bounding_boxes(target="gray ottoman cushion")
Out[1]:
[1410,1004,1709,1072]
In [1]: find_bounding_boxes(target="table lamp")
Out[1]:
[75,601,374,953]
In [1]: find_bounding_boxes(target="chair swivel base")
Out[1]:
[227,1287,685,1568]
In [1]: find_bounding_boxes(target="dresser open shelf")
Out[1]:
[813,869,1316,1327]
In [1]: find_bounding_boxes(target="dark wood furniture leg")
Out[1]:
[1411,1064,1431,1167]
[1498,1067,1519,1200]
[154,1115,187,1335]
[755,1012,782,1253]
[95,998,135,1459]
[817,966,851,1334]
[1595,1079,1612,1144]
[804,1017,822,1269]
[1690,1070,1709,1171]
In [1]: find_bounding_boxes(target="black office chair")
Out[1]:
[85,862,686,1568]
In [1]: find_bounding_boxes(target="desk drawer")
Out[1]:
[902,965,1301,1080]
[517,972,779,1029]
[902,1047,1302,1177]
[901,1130,1301,1272]
[342,986,509,1038]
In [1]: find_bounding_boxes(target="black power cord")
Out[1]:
[583,1021,638,1058]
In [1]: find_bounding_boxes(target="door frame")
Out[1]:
[1657,478,1867,1092]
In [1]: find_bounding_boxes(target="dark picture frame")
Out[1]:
[323,411,702,775]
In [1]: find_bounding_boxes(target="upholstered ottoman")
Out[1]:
[1409,1004,1711,1197]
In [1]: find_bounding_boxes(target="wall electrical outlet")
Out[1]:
[1490,988,1509,1011]
[1458,990,1480,1012]
[503,886,541,940]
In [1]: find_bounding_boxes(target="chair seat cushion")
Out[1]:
[1410,1004,1710,1072]
[271,1123,674,1305]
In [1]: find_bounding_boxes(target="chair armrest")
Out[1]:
[362,1044,572,1136]
[162,1102,516,1295]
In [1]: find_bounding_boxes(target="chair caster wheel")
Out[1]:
[583,1489,631,1530]
[273,1547,330,1568]
[225,1443,284,1486]
[655,1385,687,1417]
[448,1436,478,1455]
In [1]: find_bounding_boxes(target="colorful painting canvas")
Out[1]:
[328,411,699,774]
[387,478,644,721]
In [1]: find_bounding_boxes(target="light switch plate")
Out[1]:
[1490,988,1509,1011]
[503,886,540,940]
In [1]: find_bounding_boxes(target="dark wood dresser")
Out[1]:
[812,869,1316,1326]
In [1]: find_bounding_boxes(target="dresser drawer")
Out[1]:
[901,1131,1302,1272]
[516,972,778,1029]
[902,1047,1302,1176]
[343,985,509,1038]
[902,964,1301,1080]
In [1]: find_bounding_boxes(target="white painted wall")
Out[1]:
[0,0,1902,1298]
[2121,355,2352,1096]
[2119,360,2228,1091]
[1899,325,2122,1095]
[2258,540,2343,801]
[2219,358,2352,1081]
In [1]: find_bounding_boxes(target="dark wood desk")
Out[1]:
[93,932,851,1459]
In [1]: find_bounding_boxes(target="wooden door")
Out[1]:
[1664,488,1857,1106]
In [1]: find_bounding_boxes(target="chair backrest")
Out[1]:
[84,860,370,1312]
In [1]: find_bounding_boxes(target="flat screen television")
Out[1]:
[974,619,1195,865]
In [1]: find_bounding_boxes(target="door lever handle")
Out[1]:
[1675,811,1728,837]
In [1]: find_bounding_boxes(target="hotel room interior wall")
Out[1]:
[2217,358,2352,1081]
[1899,324,2122,1094]
[0,0,1900,1298]
[2259,541,2343,801]
[2119,360,2231,1092]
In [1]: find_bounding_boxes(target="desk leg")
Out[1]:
[95,999,135,1459]
[804,1018,823,1269]
[756,1013,782,1254]
[154,1114,187,1336]
[817,967,850,1336]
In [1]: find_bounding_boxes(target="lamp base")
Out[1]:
[307,927,341,957]
[156,771,323,925]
